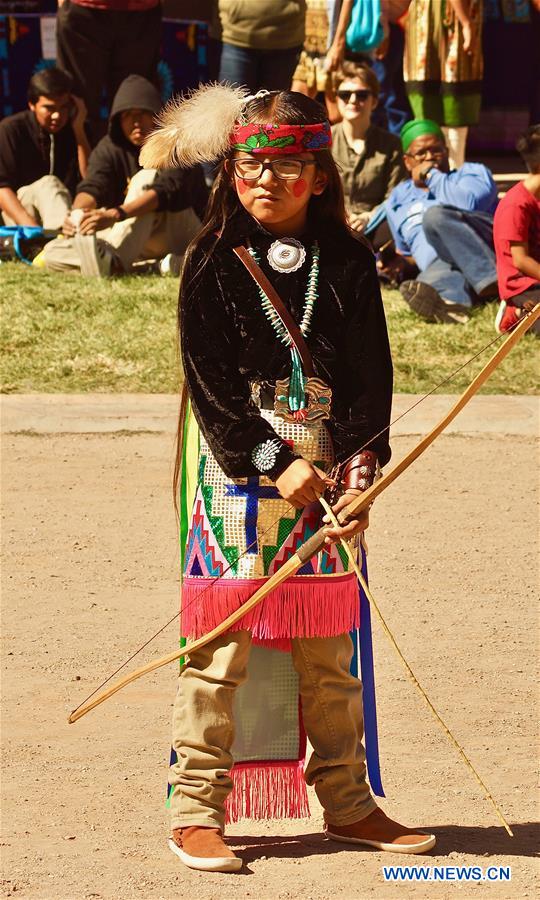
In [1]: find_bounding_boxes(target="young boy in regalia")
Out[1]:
[140,84,436,872]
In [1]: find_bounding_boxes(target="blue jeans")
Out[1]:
[219,42,301,93]
[372,24,412,136]
[418,206,497,306]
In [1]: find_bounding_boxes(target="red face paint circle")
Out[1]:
[235,177,248,195]
[292,178,307,198]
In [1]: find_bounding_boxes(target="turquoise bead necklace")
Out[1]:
[248,242,319,416]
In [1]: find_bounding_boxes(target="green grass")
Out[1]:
[1,262,538,394]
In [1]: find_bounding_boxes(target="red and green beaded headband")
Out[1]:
[231,122,332,155]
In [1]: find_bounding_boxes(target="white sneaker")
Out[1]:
[75,233,115,277]
[159,253,183,277]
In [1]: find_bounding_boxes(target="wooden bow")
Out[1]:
[68,304,539,724]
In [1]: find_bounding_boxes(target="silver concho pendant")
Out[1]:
[267,238,306,274]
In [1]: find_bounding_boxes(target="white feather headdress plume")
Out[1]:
[139,82,249,169]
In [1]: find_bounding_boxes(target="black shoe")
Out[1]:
[476,280,499,300]
[399,280,470,325]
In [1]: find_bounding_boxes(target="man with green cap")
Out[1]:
[385,118,499,324]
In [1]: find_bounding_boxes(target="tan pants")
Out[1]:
[2,175,71,230]
[169,630,376,832]
[42,168,201,272]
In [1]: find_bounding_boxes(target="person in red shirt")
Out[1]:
[493,125,540,334]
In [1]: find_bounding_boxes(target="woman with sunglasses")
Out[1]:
[332,63,406,245]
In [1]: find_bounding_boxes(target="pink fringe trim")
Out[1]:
[181,574,359,641]
[225,760,310,822]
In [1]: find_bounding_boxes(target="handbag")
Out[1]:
[345,0,384,54]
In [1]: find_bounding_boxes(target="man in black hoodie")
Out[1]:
[42,75,208,276]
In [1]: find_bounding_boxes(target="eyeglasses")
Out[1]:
[405,145,447,162]
[232,158,317,181]
[336,89,372,103]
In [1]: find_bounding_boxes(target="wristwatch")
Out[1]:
[114,206,127,221]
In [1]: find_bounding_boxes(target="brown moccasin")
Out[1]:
[169,826,242,872]
[326,807,436,854]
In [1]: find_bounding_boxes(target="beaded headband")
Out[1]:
[231,122,332,155]
[139,84,332,170]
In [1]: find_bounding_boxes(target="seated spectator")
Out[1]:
[386,119,499,324]
[331,63,405,249]
[42,76,208,277]
[0,67,90,230]
[493,125,540,335]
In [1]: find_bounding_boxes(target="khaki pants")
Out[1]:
[169,630,376,831]
[2,175,71,230]
[42,168,201,272]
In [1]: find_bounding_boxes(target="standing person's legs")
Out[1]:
[108,5,162,104]
[422,206,497,297]
[55,0,110,144]
[442,126,468,169]
[3,176,71,230]
[219,43,259,92]
[291,631,436,853]
[372,24,412,135]
[291,633,376,825]
[259,46,302,91]
[207,37,223,82]
[169,629,252,830]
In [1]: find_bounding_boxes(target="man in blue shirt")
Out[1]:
[385,119,499,324]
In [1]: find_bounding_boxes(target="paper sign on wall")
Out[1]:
[40,16,57,60]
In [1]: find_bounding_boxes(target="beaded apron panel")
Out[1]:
[183,410,357,580]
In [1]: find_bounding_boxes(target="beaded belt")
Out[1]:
[250,379,332,423]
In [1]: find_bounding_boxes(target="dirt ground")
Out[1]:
[1,426,538,900]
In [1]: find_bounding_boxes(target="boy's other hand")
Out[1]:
[322,491,370,544]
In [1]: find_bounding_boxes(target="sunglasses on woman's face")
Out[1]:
[337,89,372,103]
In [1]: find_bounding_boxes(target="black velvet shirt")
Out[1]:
[180,209,393,481]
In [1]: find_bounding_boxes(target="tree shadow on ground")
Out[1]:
[230,822,539,865]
